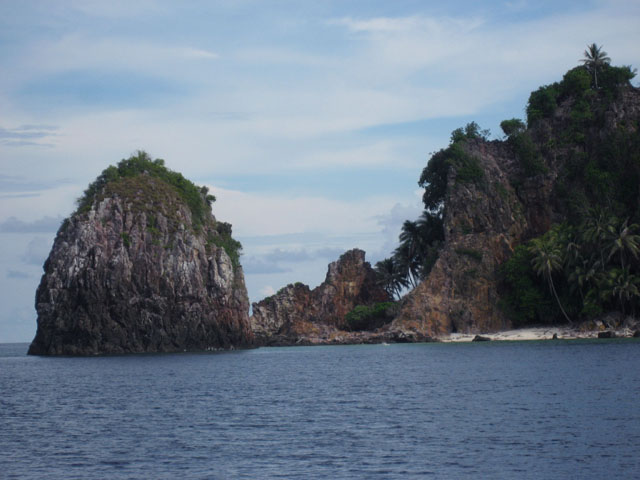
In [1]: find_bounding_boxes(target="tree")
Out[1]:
[500,118,526,138]
[528,231,572,323]
[581,43,611,89]
[397,220,422,288]
[602,268,640,316]
[375,258,407,300]
[606,218,640,270]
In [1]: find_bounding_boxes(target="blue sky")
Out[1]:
[1,0,639,342]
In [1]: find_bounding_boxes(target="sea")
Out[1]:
[1,339,639,479]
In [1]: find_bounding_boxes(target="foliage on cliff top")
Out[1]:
[76,151,216,230]
[345,302,396,332]
[207,222,243,271]
[526,63,636,126]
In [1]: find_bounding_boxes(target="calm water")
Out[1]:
[1,340,640,479]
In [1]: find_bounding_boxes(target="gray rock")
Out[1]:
[472,335,491,342]
[598,331,616,339]
[29,174,252,355]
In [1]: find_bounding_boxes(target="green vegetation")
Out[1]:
[207,222,243,271]
[501,47,640,323]
[380,45,639,326]
[526,44,635,127]
[455,248,483,262]
[76,151,216,230]
[501,116,545,177]
[502,217,640,322]
[120,232,131,248]
[76,151,244,271]
[581,43,611,89]
[376,122,490,298]
[375,211,444,299]
[344,302,396,331]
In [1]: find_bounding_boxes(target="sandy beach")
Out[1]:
[441,325,639,342]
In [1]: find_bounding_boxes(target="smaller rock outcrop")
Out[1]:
[250,249,396,345]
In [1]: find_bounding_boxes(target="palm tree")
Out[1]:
[581,43,611,89]
[529,232,572,323]
[606,218,640,270]
[398,220,421,286]
[581,207,614,268]
[602,268,640,315]
[375,257,407,300]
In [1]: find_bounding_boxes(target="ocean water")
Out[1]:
[1,339,639,479]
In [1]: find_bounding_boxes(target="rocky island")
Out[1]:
[28,153,253,355]
[29,50,640,354]
[250,52,640,344]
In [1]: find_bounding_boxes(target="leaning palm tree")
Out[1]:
[581,43,611,89]
[529,232,572,323]
[397,220,423,287]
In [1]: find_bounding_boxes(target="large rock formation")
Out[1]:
[392,139,528,336]
[29,156,252,355]
[394,84,640,337]
[250,249,400,345]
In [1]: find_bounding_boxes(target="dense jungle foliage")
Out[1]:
[503,46,639,324]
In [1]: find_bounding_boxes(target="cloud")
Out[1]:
[7,270,31,279]
[0,175,72,193]
[242,256,291,275]
[371,200,424,260]
[0,216,64,233]
[210,186,393,237]
[21,35,219,76]
[259,285,276,297]
[242,247,346,274]
[0,124,58,147]
[264,247,345,263]
[21,237,53,266]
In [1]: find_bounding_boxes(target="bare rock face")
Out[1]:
[29,173,252,355]
[250,249,392,345]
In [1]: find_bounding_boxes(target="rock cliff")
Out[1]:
[392,139,528,336]
[29,155,252,355]
[394,83,640,337]
[250,249,401,345]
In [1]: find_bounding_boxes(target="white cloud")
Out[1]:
[209,186,399,238]
[259,285,276,297]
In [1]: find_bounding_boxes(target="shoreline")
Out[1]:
[440,325,639,343]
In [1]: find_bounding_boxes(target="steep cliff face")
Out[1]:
[29,166,252,355]
[394,84,640,336]
[250,249,392,345]
[393,140,527,336]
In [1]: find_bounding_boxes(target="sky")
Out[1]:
[1,0,639,342]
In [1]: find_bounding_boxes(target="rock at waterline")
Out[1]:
[28,153,253,355]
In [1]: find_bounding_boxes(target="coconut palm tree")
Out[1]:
[375,257,407,300]
[581,207,614,268]
[581,43,611,89]
[529,232,572,323]
[602,268,640,316]
[606,218,640,270]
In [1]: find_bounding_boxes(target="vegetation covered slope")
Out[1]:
[386,46,639,332]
